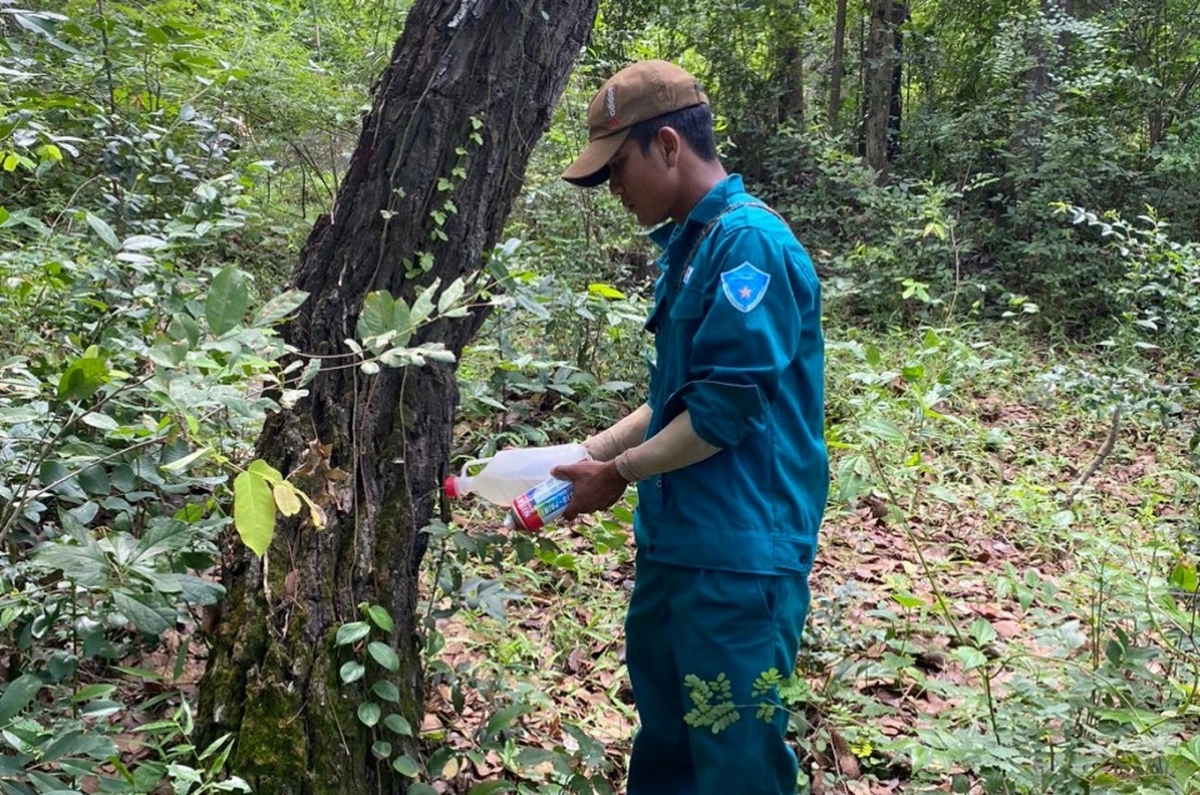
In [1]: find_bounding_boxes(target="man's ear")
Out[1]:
[657,126,682,167]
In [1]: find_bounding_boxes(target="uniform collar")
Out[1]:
[647,174,747,254]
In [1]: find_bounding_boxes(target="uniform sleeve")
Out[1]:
[666,225,816,449]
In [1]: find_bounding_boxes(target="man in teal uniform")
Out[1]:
[551,60,828,794]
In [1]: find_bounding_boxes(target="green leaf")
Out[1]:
[408,784,439,795]
[161,446,209,473]
[372,740,392,759]
[371,680,400,703]
[357,702,381,727]
[467,782,515,795]
[391,755,420,777]
[859,417,905,445]
[71,684,117,703]
[233,470,275,557]
[0,674,43,724]
[253,290,309,327]
[411,282,437,325]
[357,291,397,339]
[339,661,365,684]
[247,459,284,484]
[205,266,251,336]
[365,604,394,632]
[112,591,172,637]
[437,277,466,314]
[85,212,119,250]
[42,729,117,762]
[952,646,988,672]
[57,355,109,401]
[1170,561,1198,593]
[367,641,400,672]
[485,703,534,736]
[335,622,370,647]
[383,713,413,736]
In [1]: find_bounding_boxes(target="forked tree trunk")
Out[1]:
[195,1,598,792]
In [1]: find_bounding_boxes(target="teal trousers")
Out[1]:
[624,553,811,795]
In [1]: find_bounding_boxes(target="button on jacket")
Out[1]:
[635,174,828,575]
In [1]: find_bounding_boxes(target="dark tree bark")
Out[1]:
[195,1,599,792]
[827,0,847,130]
[886,2,908,161]
[863,0,894,178]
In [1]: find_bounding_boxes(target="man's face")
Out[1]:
[605,134,673,228]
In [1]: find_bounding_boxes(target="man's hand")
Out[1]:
[550,459,631,521]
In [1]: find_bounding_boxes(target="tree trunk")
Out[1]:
[887,2,907,161]
[778,43,805,126]
[195,1,599,792]
[863,0,894,178]
[827,0,847,130]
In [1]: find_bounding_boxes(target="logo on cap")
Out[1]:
[605,85,620,128]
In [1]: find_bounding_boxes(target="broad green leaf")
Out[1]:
[0,206,8,224]
[391,755,419,777]
[372,740,392,759]
[411,281,437,325]
[372,681,400,703]
[339,662,365,684]
[467,782,515,795]
[42,729,117,762]
[408,782,439,795]
[80,411,120,431]
[205,266,250,336]
[357,291,397,340]
[952,646,988,672]
[233,471,275,557]
[437,277,466,314]
[273,484,302,517]
[253,290,309,327]
[1170,562,1198,593]
[485,703,534,736]
[335,621,370,646]
[858,418,905,445]
[383,714,412,736]
[0,674,42,724]
[85,212,119,249]
[365,604,395,632]
[367,641,399,672]
[57,355,109,401]
[112,591,172,637]
[357,702,381,727]
[247,459,284,484]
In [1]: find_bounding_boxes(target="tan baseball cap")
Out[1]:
[562,60,709,187]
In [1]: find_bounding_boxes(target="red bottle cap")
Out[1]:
[443,476,459,498]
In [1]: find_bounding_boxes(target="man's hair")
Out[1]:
[627,104,718,161]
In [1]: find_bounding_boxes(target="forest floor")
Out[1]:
[417,383,1197,794]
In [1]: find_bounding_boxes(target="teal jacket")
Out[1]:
[635,175,828,576]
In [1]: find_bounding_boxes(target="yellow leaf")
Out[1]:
[273,483,302,517]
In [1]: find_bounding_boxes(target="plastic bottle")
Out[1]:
[443,443,589,506]
[506,476,574,531]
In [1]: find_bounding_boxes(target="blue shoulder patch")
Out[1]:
[720,262,771,313]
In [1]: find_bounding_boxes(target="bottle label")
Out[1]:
[511,478,573,531]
